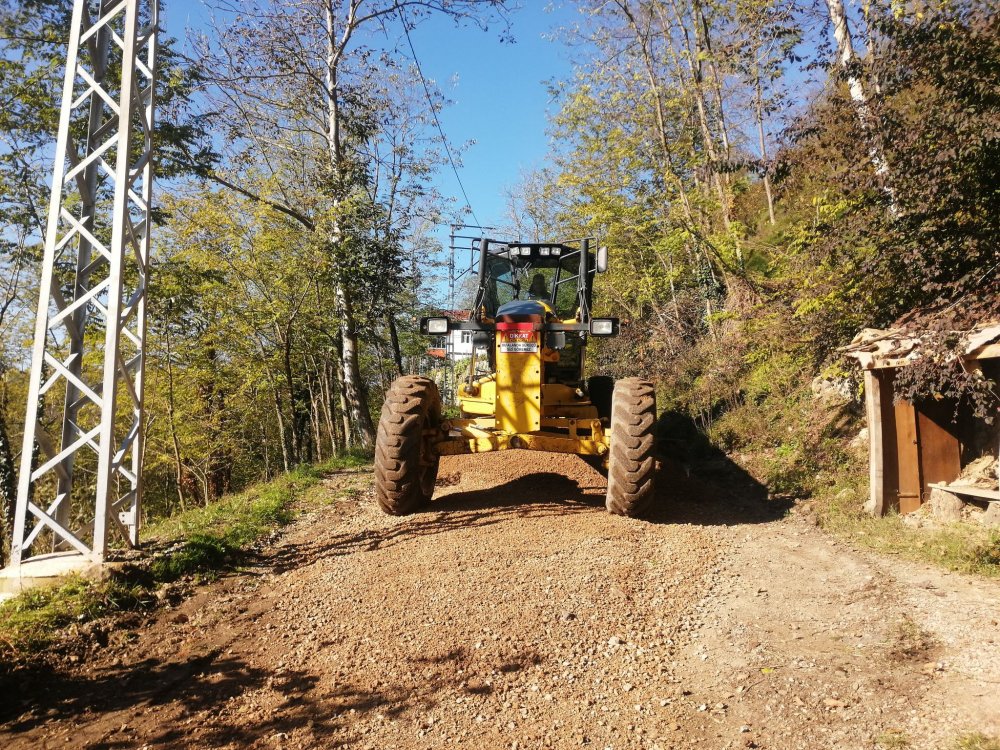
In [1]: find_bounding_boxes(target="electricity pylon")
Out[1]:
[9,0,159,567]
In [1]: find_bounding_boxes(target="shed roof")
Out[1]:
[843,320,1000,370]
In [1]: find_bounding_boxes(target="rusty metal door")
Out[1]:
[893,401,922,513]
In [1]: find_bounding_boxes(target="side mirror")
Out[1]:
[596,246,608,273]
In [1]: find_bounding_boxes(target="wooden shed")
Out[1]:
[844,319,1000,515]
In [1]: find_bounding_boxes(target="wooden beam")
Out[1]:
[864,370,887,516]
[928,482,1000,502]
[965,341,1000,361]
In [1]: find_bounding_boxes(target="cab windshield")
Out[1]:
[480,251,582,319]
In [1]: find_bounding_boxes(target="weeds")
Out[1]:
[888,615,936,661]
[816,482,1000,577]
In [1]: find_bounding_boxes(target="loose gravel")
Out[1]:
[2,452,998,749]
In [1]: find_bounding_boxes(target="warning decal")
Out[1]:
[499,330,538,353]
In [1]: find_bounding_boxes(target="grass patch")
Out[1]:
[701,376,1000,578]
[143,466,316,581]
[877,730,910,749]
[0,575,148,654]
[0,452,371,658]
[815,480,1000,578]
[888,615,936,662]
[954,734,1000,750]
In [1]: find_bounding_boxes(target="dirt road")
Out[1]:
[2,452,999,749]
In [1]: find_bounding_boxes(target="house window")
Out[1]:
[460,331,471,344]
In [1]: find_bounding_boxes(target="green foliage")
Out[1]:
[144,465,320,581]
[530,0,999,543]
[0,575,147,653]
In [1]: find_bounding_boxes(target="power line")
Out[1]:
[397,10,483,229]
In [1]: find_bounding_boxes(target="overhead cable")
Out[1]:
[398,9,483,229]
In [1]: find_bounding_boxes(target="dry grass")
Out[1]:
[815,480,1000,577]
[954,734,1000,750]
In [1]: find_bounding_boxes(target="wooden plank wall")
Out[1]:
[916,401,962,500]
[865,368,963,515]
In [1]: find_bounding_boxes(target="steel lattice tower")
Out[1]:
[10,0,159,567]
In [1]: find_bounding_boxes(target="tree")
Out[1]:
[822,0,896,210]
[189,0,510,449]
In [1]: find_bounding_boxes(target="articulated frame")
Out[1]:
[10,0,159,566]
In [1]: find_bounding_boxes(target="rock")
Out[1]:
[981,503,1000,528]
[849,428,869,451]
[927,488,964,522]
[811,375,852,402]
[959,454,998,485]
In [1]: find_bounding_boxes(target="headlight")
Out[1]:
[589,318,618,336]
[538,246,551,256]
[423,317,450,334]
[551,247,561,256]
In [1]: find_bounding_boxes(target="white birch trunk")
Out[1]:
[824,0,897,212]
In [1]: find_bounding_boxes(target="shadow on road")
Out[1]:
[266,472,594,575]
[0,633,546,747]
[267,442,784,577]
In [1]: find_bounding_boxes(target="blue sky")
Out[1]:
[163,1,578,233]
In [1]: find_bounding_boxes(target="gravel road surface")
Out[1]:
[2,451,998,749]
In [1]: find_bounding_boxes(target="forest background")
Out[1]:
[0,0,997,564]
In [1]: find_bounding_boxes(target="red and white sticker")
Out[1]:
[500,330,538,353]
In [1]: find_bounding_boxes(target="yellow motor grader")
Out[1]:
[374,238,656,517]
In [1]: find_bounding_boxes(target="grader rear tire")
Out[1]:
[606,378,657,517]
[375,376,441,515]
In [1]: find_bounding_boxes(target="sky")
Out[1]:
[162,1,580,235]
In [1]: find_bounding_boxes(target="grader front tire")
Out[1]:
[375,376,441,515]
[606,378,657,517]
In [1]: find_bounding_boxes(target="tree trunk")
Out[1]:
[271,378,291,473]
[696,1,732,163]
[200,346,231,501]
[163,326,187,512]
[278,322,313,465]
[337,284,376,449]
[617,0,696,224]
[387,313,404,376]
[0,388,17,567]
[664,0,732,230]
[754,63,776,225]
[333,333,353,449]
[323,3,374,451]
[824,0,896,210]
[319,357,340,454]
[306,362,324,463]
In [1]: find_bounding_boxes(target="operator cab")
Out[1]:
[419,238,616,387]
[476,242,592,322]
